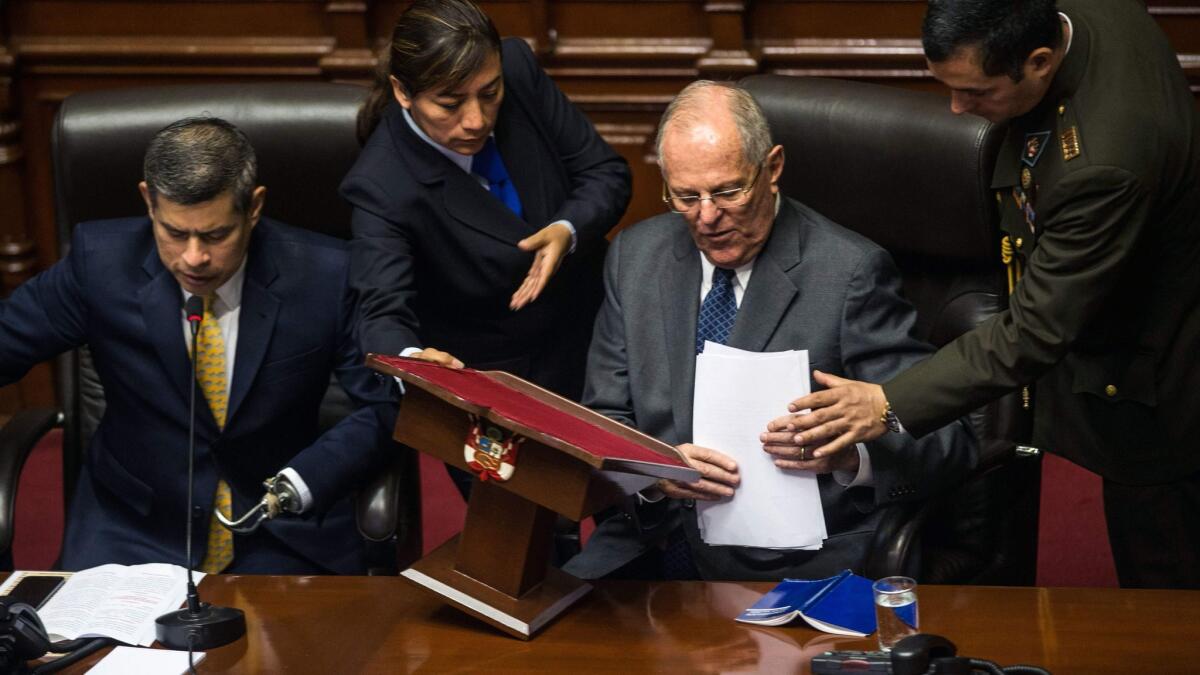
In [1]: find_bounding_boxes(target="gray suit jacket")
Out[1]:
[564,197,976,581]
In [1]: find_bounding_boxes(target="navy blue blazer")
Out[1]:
[0,217,396,574]
[341,37,631,399]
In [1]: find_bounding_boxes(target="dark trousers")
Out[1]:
[1103,469,1200,589]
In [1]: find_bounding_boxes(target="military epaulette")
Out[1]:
[1057,100,1082,161]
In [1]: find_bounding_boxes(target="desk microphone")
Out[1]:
[155,294,246,651]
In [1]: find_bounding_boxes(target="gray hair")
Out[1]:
[143,117,258,213]
[655,80,774,169]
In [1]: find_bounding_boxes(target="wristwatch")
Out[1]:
[879,400,902,434]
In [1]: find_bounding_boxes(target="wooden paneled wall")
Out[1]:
[1,0,1198,410]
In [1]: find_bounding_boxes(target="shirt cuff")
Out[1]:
[637,486,667,504]
[552,220,577,254]
[832,444,874,488]
[277,467,312,514]
[393,348,423,394]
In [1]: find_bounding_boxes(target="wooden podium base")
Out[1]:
[401,536,592,639]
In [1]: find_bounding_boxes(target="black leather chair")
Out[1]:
[742,75,1042,584]
[0,83,420,573]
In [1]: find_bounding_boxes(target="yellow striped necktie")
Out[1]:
[196,295,234,574]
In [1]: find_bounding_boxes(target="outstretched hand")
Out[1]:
[764,370,889,459]
[511,222,572,310]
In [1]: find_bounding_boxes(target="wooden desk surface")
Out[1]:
[51,575,1198,673]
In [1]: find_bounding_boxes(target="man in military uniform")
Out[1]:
[772,0,1200,588]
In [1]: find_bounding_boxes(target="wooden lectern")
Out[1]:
[368,355,698,639]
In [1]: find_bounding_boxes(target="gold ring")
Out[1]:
[799,447,807,461]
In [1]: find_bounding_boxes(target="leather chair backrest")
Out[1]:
[53,82,365,243]
[740,75,1006,344]
[741,76,1039,584]
[50,82,365,507]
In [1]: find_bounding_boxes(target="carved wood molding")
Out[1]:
[321,0,374,79]
[0,39,36,294]
[698,0,758,77]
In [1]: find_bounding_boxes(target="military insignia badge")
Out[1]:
[1061,126,1081,161]
[1020,167,1033,190]
[1012,187,1037,232]
[463,415,524,482]
[1022,131,1051,167]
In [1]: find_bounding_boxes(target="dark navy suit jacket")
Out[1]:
[341,37,631,399]
[0,217,396,573]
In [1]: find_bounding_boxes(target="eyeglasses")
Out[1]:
[662,161,765,214]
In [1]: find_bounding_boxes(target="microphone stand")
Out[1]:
[155,296,246,650]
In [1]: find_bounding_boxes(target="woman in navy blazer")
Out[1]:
[341,0,631,401]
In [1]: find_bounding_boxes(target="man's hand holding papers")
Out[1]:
[656,443,740,501]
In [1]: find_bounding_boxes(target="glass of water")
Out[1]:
[872,576,919,651]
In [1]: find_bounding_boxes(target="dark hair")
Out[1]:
[143,116,258,213]
[922,0,1062,81]
[356,0,502,144]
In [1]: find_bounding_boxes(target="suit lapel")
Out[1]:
[663,226,702,443]
[495,97,549,227]
[441,168,537,245]
[139,249,197,411]
[729,199,802,352]
[227,232,281,423]
[390,104,535,246]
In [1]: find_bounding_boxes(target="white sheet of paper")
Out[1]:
[693,342,828,549]
[86,646,206,675]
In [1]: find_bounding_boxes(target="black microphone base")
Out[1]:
[155,602,246,650]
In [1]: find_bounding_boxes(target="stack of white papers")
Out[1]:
[692,342,828,549]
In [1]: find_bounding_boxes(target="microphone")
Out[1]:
[155,294,246,651]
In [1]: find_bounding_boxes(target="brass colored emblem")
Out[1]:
[1058,103,1066,116]
[1061,126,1081,161]
[1105,384,1118,397]
[1020,167,1033,190]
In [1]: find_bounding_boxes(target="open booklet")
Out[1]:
[735,570,876,636]
[0,563,200,647]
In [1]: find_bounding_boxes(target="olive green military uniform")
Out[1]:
[887,0,1200,587]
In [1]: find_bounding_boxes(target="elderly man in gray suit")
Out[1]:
[563,81,976,581]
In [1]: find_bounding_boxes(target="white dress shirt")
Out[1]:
[691,252,873,490]
[180,260,312,512]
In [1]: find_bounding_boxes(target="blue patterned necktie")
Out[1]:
[471,137,525,218]
[695,266,738,354]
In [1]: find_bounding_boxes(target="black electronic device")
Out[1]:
[154,295,246,653]
[2,576,67,610]
[812,649,893,672]
[812,635,1053,675]
[0,598,51,672]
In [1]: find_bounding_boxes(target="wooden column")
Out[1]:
[697,1,759,79]
[529,0,555,57]
[320,1,376,82]
[0,4,34,295]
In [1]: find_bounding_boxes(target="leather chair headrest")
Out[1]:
[741,75,1002,266]
[52,82,367,248]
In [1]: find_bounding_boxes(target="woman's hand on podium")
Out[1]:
[412,347,465,369]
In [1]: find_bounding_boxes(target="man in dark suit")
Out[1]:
[564,82,975,581]
[0,117,396,574]
[782,0,1200,589]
